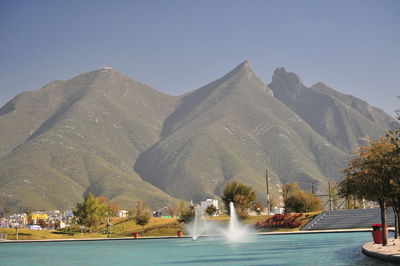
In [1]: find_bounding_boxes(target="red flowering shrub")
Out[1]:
[255,213,303,229]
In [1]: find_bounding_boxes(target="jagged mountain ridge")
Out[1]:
[269,67,395,152]
[0,62,395,211]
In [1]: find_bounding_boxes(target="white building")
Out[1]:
[200,199,219,214]
[118,209,129,218]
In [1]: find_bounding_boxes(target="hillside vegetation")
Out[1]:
[0,61,395,211]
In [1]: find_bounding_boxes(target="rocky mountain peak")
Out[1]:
[214,60,274,96]
[236,59,251,69]
[271,67,305,92]
[76,67,128,82]
[222,60,258,80]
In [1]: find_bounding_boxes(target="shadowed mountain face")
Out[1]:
[268,68,395,152]
[0,63,395,211]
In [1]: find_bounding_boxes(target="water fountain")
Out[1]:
[186,202,253,242]
[224,202,251,242]
[2,203,374,265]
[191,205,203,240]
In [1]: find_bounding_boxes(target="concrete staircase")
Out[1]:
[302,208,395,230]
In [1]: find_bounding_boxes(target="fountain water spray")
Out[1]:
[224,202,249,241]
[192,206,201,240]
[185,205,207,240]
[186,202,254,242]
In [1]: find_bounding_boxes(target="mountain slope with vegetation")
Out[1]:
[135,61,348,202]
[0,69,179,211]
[0,62,395,212]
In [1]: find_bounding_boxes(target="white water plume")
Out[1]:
[185,202,254,242]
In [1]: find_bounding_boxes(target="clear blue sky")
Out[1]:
[0,0,399,115]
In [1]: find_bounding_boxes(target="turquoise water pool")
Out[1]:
[0,232,394,265]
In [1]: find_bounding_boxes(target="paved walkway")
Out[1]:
[362,238,400,263]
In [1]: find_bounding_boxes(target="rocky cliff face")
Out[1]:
[269,67,395,152]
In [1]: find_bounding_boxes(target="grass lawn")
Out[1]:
[0,228,101,240]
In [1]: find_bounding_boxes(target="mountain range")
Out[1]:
[0,61,396,212]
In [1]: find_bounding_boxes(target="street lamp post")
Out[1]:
[106,216,111,238]
[15,223,19,241]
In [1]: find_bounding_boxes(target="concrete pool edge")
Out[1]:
[362,238,400,263]
[0,228,373,244]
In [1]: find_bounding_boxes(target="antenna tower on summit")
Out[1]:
[102,57,112,70]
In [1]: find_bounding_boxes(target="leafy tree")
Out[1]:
[98,196,120,217]
[281,182,320,212]
[176,200,187,217]
[222,180,256,219]
[73,193,108,233]
[205,204,217,217]
[165,201,188,218]
[54,220,62,230]
[134,201,151,233]
[178,205,195,223]
[37,219,47,229]
[26,211,34,225]
[284,190,322,213]
[386,103,400,239]
[98,196,108,205]
[281,182,300,201]
[252,201,265,215]
[345,195,358,210]
[167,205,176,217]
[339,136,399,246]
[107,202,120,217]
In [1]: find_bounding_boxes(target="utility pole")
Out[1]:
[266,170,270,214]
[312,183,315,194]
[328,181,332,211]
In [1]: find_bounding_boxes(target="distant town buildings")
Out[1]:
[1,210,74,230]
[8,213,27,228]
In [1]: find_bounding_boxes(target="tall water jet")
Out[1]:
[185,202,254,242]
[186,205,204,240]
[224,202,251,242]
[192,206,200,240]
